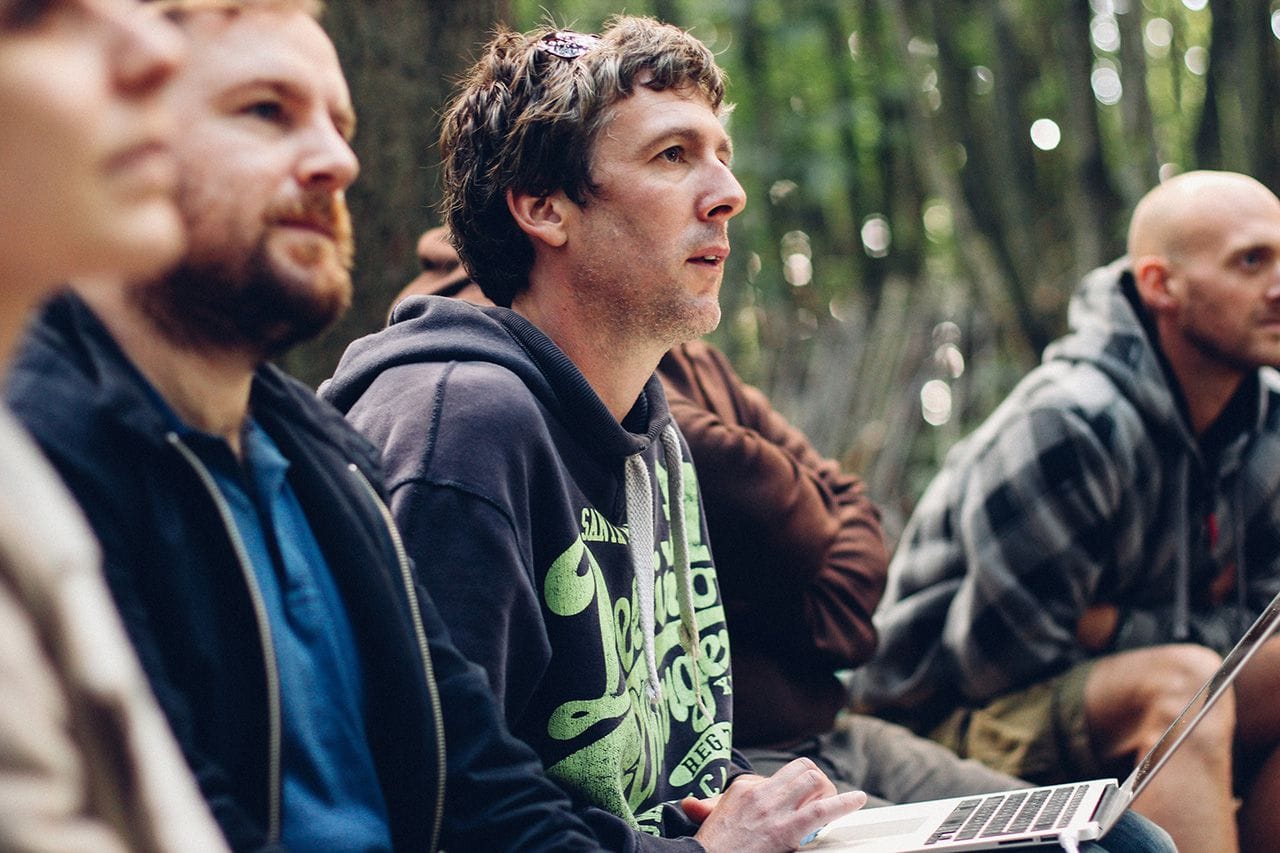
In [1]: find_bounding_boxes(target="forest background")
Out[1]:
[284,0,1280,540]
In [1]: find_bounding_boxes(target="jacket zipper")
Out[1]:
[348,464,446,853]
[167,433,283,844]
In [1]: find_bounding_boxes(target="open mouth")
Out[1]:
[689,250,728,267]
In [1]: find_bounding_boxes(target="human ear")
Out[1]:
[1133,256,1177,312]
[506,188,570,249]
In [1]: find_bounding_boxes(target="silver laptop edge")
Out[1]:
[1095,588,1280,832]
[805,586,1280,851]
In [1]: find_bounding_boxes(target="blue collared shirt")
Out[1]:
[180,414,392,852]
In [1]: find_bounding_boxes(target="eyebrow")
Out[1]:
[1221,228,1280,255]
[1227,243,1275,260]
[656,125,735,162]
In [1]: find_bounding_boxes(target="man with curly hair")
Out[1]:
[323,17,867,852]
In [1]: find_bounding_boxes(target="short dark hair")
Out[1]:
[439,15,728,307]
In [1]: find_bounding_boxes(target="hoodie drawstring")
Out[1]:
[625,424,703,713]
[1174,455,1190,640]
[1232,476,1249,638]
[661,426,706,717]
[625,452,660,704]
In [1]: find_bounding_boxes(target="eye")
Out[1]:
[659,146,685,164]
[243,100,287,124]
[2,0,61,29]
[1238,248,1271,272]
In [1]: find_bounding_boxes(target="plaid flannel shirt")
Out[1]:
[852,258,1280,723]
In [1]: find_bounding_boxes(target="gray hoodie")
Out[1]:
[851,258,1280,724]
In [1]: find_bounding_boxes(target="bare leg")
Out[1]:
[1233,636,1280,746]
[1238,745,1280,853]
[1233,636,1280,852]
[1084,645,1238,852]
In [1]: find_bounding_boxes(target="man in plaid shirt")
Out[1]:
[851,171,1280,852]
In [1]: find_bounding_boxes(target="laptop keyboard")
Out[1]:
[925,784,1091,845]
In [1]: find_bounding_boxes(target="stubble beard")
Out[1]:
[132,198,354,360]
[569,245,722,357]
[1184,325,1280,373]
[1177,290,1280,373]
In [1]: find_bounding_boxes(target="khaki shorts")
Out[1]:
[929,660,1102,784]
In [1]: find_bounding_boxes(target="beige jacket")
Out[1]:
[0,409,226,852]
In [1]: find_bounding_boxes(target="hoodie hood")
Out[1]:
[1046,258,1273,472]
[1042,257,1193,448]
[321,295,670,462]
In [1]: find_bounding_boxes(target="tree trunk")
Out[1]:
[281,0,510,387]
[815,0,889,306]
[913,0,1039,366]
[1114,0,1160,190]
[1057,0,1127,278]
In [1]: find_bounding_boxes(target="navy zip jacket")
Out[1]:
[5,293,603,852]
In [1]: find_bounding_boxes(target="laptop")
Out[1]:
[802,588,1280,852]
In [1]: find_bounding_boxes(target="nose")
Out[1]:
[110,2,186,97]
[1266,271,1280,302]
[298,122,360,193]
[701,159,747,223]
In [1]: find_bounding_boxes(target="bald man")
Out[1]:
[850,171,1280,851]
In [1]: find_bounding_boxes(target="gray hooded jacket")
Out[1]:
[852,258,1280,723]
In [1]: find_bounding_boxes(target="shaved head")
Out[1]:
[1128,171,1280,264]
[1124,170,1280,432]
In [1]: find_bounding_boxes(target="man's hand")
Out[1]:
[683,758,867,852]
[1076,603,1120,652]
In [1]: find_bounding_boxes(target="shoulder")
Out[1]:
[7,312,102,448]
[970,362,1142,455]
[7,363,148,511]
[255,364,384,474]
[660,341,743,406]
[349,359,556,487]
[431,361,555,459]
[931,363,1152,507]
[353,358,547,437]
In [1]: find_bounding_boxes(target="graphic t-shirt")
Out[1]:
[537,454,733,829]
